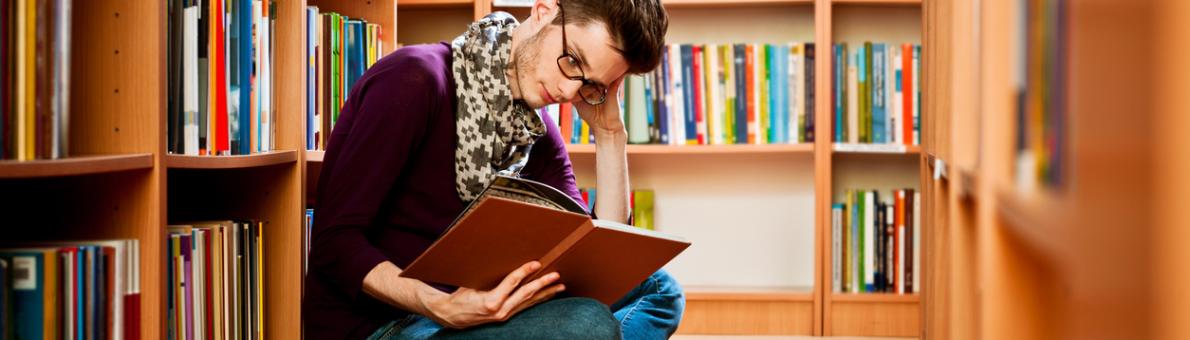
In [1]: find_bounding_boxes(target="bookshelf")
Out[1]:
[922,0,1188,339]
[0,0,934,338]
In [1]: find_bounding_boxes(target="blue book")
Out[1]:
[657,49,669,145]
[778,45,790,144]
[835,44,845,142]
[734,44,747,145]
[307,8,317,150]
[0,250,47,340]
[346,20,366,97]
[872,44,886,144]
[680,45,697,144]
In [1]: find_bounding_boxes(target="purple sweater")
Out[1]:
[303,42,584,339]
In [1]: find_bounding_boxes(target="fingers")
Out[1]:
[497,272,561,318]
[487,261,541,312]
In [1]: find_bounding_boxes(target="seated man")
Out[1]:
[302,0,683,339]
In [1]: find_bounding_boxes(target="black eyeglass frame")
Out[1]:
[555,1,608,105]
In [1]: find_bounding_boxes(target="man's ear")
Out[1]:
[529,0,559,29]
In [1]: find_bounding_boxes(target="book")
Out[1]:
[400,175,690,305]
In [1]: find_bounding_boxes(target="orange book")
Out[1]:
[400,176,690,305]
[560,103,574,144]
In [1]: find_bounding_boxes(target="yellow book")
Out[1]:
[42,249,59,340]
[724,45,735,145]
[24,0,35,159]
[14,0,27,160]
[702,45,715,145]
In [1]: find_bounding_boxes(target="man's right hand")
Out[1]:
[419,261,565,329]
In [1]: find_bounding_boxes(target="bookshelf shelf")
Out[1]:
[995,188,1073,261]
[686,287,816,301]
[830,293,920,303]
[0,154,155,179]
[832,0,923,6]
[832,143,922,155]
[566,144,814,156]
[398,0,473,8]
[165,151,299,169]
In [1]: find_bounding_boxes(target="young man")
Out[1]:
[304,1,681,339]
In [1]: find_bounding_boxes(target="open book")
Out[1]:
[400,175,691,305]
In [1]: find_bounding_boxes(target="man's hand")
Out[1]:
[421,261,565,329]
[573,75,627,136]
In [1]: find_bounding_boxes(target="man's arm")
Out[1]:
[575,76,631,224]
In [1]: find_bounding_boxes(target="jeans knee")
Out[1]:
[555,298,620,339]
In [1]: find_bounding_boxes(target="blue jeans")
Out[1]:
[368,270,685,339]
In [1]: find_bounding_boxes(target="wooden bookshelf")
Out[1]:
[0,154,155,178]
[679,289,816,335]
[832,0,922,6]
[165,151,299,169]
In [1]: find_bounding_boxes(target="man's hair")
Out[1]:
[551,0,668,74]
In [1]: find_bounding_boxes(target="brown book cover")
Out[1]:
[400,176,690,305]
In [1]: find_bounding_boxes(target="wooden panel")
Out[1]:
[308,0,398,55]
[815,0,833,336]
[0,154,154,178]
[831,294,919,303]
[833,0,921,6]
[829,300,920,337]
[165,151,298,169]
[399,0,473,8]
[1155,1,1190,339]
[396,7,474,45]
[678,299,814,335]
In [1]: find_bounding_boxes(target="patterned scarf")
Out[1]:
[450,12,546,202]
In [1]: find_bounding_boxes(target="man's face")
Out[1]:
[511,10,629,109]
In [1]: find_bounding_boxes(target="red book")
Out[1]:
[895,190,905,293]
[213,0,228,154]
[560,103,573,144]
[902,44,913,146]
[691,46,705,145]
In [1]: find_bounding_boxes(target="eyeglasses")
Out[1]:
[555,1,608,105]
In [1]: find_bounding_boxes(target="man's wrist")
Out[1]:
[592,128,627,145]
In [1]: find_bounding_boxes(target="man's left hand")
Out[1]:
[573,75,627,136]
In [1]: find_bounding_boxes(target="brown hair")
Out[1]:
[551,0,669,74]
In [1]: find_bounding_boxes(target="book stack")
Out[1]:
[831,43,922,148]
[0,240,141,340]
[306,7,385,151]
[832,189,920,294]
[167,0,279,156]
[557,43,816,146]
[579,188,656,230]
[167,221,265,340]
[1,0,73,160]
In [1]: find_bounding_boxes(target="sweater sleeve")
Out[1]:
[308,56,445,301]
[522,111,591,216]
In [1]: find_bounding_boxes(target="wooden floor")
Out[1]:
[672,336,916,340]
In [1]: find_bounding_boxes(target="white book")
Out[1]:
[51,0,73,159]
[864,191,875,291]
[790,43,802,144]
[183,5,200,155]
[194,230,206,340]
[667,45,683,145]
[913,191,922,293]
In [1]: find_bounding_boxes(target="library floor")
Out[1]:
[672,336,916,340]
